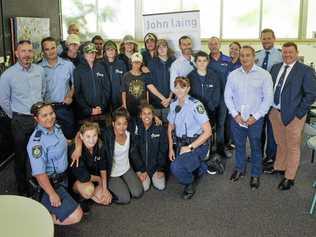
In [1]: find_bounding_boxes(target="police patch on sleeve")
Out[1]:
[32,145,42,159]
[196,103,206,114]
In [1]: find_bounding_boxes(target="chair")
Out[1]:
[304,123,316,163]
[309,181,316,215]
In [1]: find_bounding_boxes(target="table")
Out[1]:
[0,195,54,237]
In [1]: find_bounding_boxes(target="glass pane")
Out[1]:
[182,0,220,38]
[307,0,316,38]
[222,0,260,39]
[61,0,134,40]
[143,0,181,14]
[262,0,299,38]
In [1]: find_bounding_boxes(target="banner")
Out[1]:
[143,10,201,54]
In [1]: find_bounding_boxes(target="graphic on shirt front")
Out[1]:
[129,79,145,98]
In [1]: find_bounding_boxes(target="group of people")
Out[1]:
[0,23,316,225]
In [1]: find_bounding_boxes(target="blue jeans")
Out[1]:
[230,116,264,177]
[171,143,208,185]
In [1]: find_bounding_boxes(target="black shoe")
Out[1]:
[264,166,285,175]
[182,184,195,200]
[250,177,260,190]
[263,157,275,166]
[230,170,244,182]
[226,144,235,150]
[278,178,294,191]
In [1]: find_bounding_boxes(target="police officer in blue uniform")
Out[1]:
[27,102,83,225]
[255,28,282,169]
[167,77,212,199]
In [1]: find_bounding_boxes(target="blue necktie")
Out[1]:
[274,65,289,106]
[262,51,270,70]
[189,61,196,70]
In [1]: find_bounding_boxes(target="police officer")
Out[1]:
[255,28,282,168]
[167,77,212,199]
[27,102,83,225]
[40,36,76,139]
[0,40,45,196]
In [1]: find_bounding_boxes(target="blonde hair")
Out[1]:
[79,121,100,135]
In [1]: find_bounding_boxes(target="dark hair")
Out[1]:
[178,35,191,46]
[282,42,298,51]
[30,102,53,117]
[112,107,130,122]
[139,103,155,114]
[41,37,57,51]
[91,35,103,43]
[241,45,255,56]
[229,41,241,49]
[260,28,275,38]
[16,40,32,48]
[194,51,209,63]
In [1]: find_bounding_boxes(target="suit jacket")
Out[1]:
[270,61,316,125]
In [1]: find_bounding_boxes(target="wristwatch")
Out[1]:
[188,144,194,151]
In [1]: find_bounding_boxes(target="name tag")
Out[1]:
[207,84,214,88]
[221,63,228,67]
[115,69,123,74]
[96,72,104,77]
[151,133,160,138]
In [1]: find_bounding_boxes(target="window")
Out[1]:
[262,0,300,38]
[222,0,260,39]
[61,0,134,41]
[307,0,316,38]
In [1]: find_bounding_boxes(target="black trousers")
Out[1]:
[11,113,36,194]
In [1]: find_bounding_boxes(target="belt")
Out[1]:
[12,112,33,117]
[175,136,198,144]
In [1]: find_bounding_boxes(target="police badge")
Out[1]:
[32,145,42,159]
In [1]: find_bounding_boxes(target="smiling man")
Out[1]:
[0,40,46,196]
[224,45,273,190]
[268,42,316,190]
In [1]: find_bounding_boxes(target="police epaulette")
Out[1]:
[277,48,281,52]
[188,96,198,103]
[255,49,261,53]
[33,130,42,142]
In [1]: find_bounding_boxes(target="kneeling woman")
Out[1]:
[135,103,168,191]
[27,102,83,225]
[70,122,112,206]
[103,107,144,204]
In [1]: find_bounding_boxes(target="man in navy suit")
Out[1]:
[268,42,316,190]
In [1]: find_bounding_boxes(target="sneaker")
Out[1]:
[207,165,218,175]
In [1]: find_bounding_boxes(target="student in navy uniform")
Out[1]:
[70,122,112,207]
[74,42,111,127]
[27,102,83,225]
[40,37,76,139]
[147,39,175,123]
[141,32,158,67]
[101,40,127,110]
[167,77,212,199]
[102,108,144,204]
[91,35,104,61]
[255,28,283,169]
[118,35,138,71]
[188,51,221,126]
[134,103,168,191]
[207,36,232,158]
[0,40,46,196]
[228,41,242,73]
